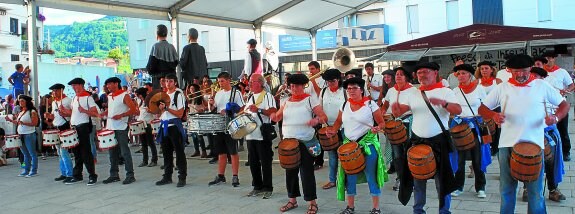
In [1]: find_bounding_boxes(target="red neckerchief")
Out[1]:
[111,89,125,97]
[480,77,495,86]
[290,93,310,102]
[53,94,67,101]
[394,83,413,91]
[76,91,90,97]
[348,97,370,107]
[508,74,536,87]
[419,82,444,91]
[544,65,560,73]
[329,86,339,93]
[459,81,477,94]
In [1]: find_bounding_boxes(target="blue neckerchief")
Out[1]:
[544,124,564,185]
[155,118,186,144]
[449,116,492,173]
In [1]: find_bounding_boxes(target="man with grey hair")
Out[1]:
[180,28,208,87]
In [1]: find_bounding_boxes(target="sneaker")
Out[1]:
[477,190,486,198]
[261,191,273,199]
[102,177,121,184]
[138,162,148,167]
[190,151,200,157]
[208,175,226,186]
[314,165,323,170]
[147,162,157,167]
[87,178,97,186]
[247,189,262,197]
[521,188,528,202]
[156,178,173,186]
[208,158,217,164]
[564,155,571,162]
[160,165,165,169]
[369,208,381,214]
[238,145,245,152]
[54,175,67,181]
[451,190,463,197]
[122,176,136,185]
[25,172,38,178]
[340,206,355,214]
[392,179,400,191]
[387,165,396,174]
[18,172,28,177]
[64,177,80,185]
[549,189,566,202]
[176,179,186,187]
[232,175,240,187]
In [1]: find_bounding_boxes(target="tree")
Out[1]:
[108,48,123,63]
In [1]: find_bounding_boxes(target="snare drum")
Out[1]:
[187,113,227,135]
[59,129,79,149]
[42,129,61,146]
[129,121,146,136]
[150,119,161,135]
[97,130,117,150]
[4,134,21,150]
[227,113,257,139]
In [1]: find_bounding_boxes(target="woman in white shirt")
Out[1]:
[7,95,39,177]
[450,64,489,199]
[271,73,327,214]
[475,61,502,95]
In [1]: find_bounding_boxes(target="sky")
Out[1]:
[42,8,105,26]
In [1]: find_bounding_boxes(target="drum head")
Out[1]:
[409,144,433,159]
[280,139,299,150]
[513,141,541,155]
[338,142,358,154]
[385,120,402,129]
[450,123,469,133]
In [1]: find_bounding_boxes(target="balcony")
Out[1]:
[0,31,21,48]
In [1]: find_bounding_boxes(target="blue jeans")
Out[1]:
[328,150,338,183]
[89,125,97,159]
[57,145,73,177]
[413,174,451,214]
[345,145,380,196]
[12,89,23,100]
[498,147,546,214]
[19,133,38,174]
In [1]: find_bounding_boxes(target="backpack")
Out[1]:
[173,90,188,121]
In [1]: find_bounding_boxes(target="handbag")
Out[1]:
[458,88,492,144]
[252,93,277,141]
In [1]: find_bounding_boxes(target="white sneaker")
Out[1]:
[477,190,486,198]
[451,190,463,197]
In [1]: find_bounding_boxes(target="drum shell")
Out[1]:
[42,130,61,146]
[337,142,366,175]
[407,144,436,180]
[510,142,542,182]
[317,127,340,151]
[97,130,118,150]
[278,139,300,169]
[129,121,146,136]
[187,114,227,135]
[450,123,475,151]
[59,130,79,149]
[4,135,21,149]
[384,120,408,145]
[227,114,257,140]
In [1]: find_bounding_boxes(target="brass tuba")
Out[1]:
[332,47,355,73]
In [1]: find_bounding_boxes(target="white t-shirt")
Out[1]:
[453,85,487,117]
[17,109,36,134]
[365,74,383,100]
[160,89,186,121]
[304,78,325,98]
[319,87,346,126]
[545,67,573,91]
[106,91,129,130]
[136,97,154,123]
[245,91,276,140]
[71,95,97,126]
[384,85,417,115]
[282,96,319,141]
[407,87,458,138]
[214,88,245,113]
[482,80,564,149]
[496,69,512,82]
[52,97,72,127]
[478,79,498,95]
[341,100,379,141]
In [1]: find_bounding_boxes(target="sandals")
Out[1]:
[370,208,381,214]
[280,201,298,212]
[306,203,318,214]
[322,182,336,189]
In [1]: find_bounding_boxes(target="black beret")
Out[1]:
[321,69,341,81]
[382,69,395,77]
[345,68,362,79]
[68,78,85,85]
[343,77,365,90]
[453,64,475,74]
[135,87,148,97]
[415,62,440,71]
[18,94,32,102]
[533,56,548,64]
[49,83,65,90]
[247,39,257,45]
[530,67,548,78]
[505,54,534,69]
[287,73,309,85]
[541,50,558,58]
[477,61,495,67]
[393,67,413,81]
[104,77,122,85]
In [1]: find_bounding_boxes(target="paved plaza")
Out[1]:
[2,122,575,214]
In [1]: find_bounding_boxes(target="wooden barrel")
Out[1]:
[337,142,366,175]
[449,123,475,151]
[485,118,497,134]
[383,114,394,122]
[407,144,436,180]
[278,139,301,169]
[544,138,553,161]
[384,120,408,145]
[317,127,340,151]
[511,141,542,182]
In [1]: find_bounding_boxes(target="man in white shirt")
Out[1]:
[244,73,277,199]
[304,61,326,169]
[364,63,383,101]
[478,54,570,213]
[542,51,575,161]
[155,74,188,187]
[208,72,245,187]
[101,77,138,185]
[45,83,74,184]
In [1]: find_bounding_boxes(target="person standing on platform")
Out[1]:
[146,24,179,89]
[8,64,25,99]
[180,28,208,88]
[242,39,263,79]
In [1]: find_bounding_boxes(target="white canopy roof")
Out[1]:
[8,0,380,32]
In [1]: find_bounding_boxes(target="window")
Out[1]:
[10,18,18,35]
[537,0,552,21]
[200,31,209,52]
[446,1,459,30]
[406,5,419,33]
[11,54,19,62]
[138,19,149,29]
[136,39,146,60]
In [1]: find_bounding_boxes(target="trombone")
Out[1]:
[187,80,239,100]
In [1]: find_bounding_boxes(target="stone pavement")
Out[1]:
[2,121,575,214]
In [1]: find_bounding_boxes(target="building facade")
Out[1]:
[0,3,44,64]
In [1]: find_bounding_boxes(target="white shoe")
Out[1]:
[451,190,463,197]
[477,190,486,198]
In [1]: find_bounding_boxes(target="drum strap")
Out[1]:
[420,91,456,153]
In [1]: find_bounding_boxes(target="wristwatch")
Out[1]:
[257,109,263,114]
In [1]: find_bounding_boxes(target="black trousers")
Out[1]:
[72,123,97,180]
[141,124,157,163]
[490,107,502,155]
[285,141,317,201]
[557,113,571,157]
[161,126,187,179]
[247,139,274,191]
[313,149,324,166]
[453,131,486,192]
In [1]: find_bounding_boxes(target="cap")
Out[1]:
[49,83,65,90]
[287,73,309,85]
[505,54,534,69]
[68,78,85,85]
[415,62,440,71]
[104,77,122,85]
[321,69,341,81]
